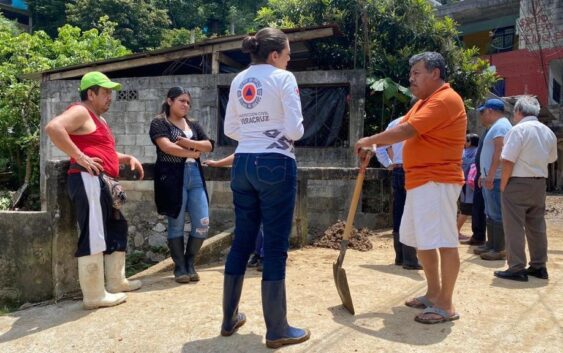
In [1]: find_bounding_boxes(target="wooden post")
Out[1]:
[211,50,220,74]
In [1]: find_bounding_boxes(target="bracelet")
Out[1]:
[75,152,86,161]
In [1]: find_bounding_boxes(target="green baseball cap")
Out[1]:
[79,71,122,91]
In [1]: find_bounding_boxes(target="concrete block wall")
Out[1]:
[40,70,390,251]
[0,212,54,307]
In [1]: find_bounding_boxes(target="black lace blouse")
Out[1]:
[149,115,214,218]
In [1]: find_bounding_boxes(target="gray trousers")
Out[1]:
[501,177,548,271]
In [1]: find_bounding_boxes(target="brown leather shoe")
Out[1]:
[480,250,506,261]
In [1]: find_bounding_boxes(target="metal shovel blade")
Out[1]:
[333,258,355,315]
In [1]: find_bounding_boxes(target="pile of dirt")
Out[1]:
[311,220,375,251]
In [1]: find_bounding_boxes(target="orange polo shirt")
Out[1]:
[401,83,467,190]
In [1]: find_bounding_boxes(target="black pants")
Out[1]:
[392,168,418,266]
[68,173,128,257]
[471,183,486,241]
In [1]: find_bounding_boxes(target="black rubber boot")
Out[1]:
[262,279,310,349]
[168,238,190,283]
[185,237,204,282]
[474,219,494,255]
[221,274,246,336]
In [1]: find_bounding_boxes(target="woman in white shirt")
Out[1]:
[220,27,310,348]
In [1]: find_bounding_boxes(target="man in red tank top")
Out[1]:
[45,71,145,310]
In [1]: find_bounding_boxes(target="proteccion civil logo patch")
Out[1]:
[237,77,263,109]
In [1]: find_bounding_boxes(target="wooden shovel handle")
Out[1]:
[342,151,372,241]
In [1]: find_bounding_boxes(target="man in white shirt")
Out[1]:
[375,118,421,270]
[494,96,558,282]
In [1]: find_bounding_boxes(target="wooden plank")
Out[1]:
[286,27,334,42]
[43,27,335,80]
[211,51,220,74]
[47,47,213,80]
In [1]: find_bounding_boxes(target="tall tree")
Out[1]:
[66,0,170,51]
[26,0,68,38]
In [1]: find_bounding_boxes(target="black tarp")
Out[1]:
[218,85,349,147]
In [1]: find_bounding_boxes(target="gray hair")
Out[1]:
[514,96,540,117]
[409,52,447,80]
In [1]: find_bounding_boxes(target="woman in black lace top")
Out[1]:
[149,86,214,283]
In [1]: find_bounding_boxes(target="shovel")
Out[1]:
[333,149,372,315]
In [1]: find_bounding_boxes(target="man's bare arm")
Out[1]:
[44,105,104,175]
[484,136,503,189]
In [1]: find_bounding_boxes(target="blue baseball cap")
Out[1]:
[477,98,504,112]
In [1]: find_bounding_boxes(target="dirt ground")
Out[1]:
[1,195,562,353]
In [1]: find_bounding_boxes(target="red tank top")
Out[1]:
[67,104,120,178]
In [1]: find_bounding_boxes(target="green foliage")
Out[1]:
[126,251,150,277]
[0,191,12,210]
[0,13,130,209]
[159,28,207,49]
[66,0,170,52]
[258,0,499,134]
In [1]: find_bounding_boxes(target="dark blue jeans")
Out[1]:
[471,183,486,241]
[225,153,297,281]
[392,167,418,266]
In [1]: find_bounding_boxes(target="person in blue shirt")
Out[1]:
[474,99,512,260]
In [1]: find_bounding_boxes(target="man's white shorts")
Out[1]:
[400,182,461,250]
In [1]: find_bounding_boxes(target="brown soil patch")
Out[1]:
[311,220,376,251]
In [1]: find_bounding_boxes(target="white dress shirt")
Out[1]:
[375,118,404,168]
[501,116,558,177]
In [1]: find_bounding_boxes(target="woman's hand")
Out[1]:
[176,136,194,150]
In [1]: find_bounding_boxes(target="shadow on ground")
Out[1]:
[182,332,267,353]
[329,305,453,345]
[0,301,90,344]
[360,264,425,281]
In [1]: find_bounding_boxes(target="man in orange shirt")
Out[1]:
[355,52,466,324]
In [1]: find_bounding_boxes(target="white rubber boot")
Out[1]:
[105,251,142,293]
[78,253,127,310]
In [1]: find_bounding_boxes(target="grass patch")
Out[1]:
[126,252,151,277]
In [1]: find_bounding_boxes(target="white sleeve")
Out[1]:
[375,146,392,168]
[224,83,240,141]
[548,130,558,163]
[280,72,304,141]
[500,129,522,162]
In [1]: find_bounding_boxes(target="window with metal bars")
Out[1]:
[116,89,139,101]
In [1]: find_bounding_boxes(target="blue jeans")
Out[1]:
[167,163,209,240]
[482,179,502,223]
[225,153,297,281]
